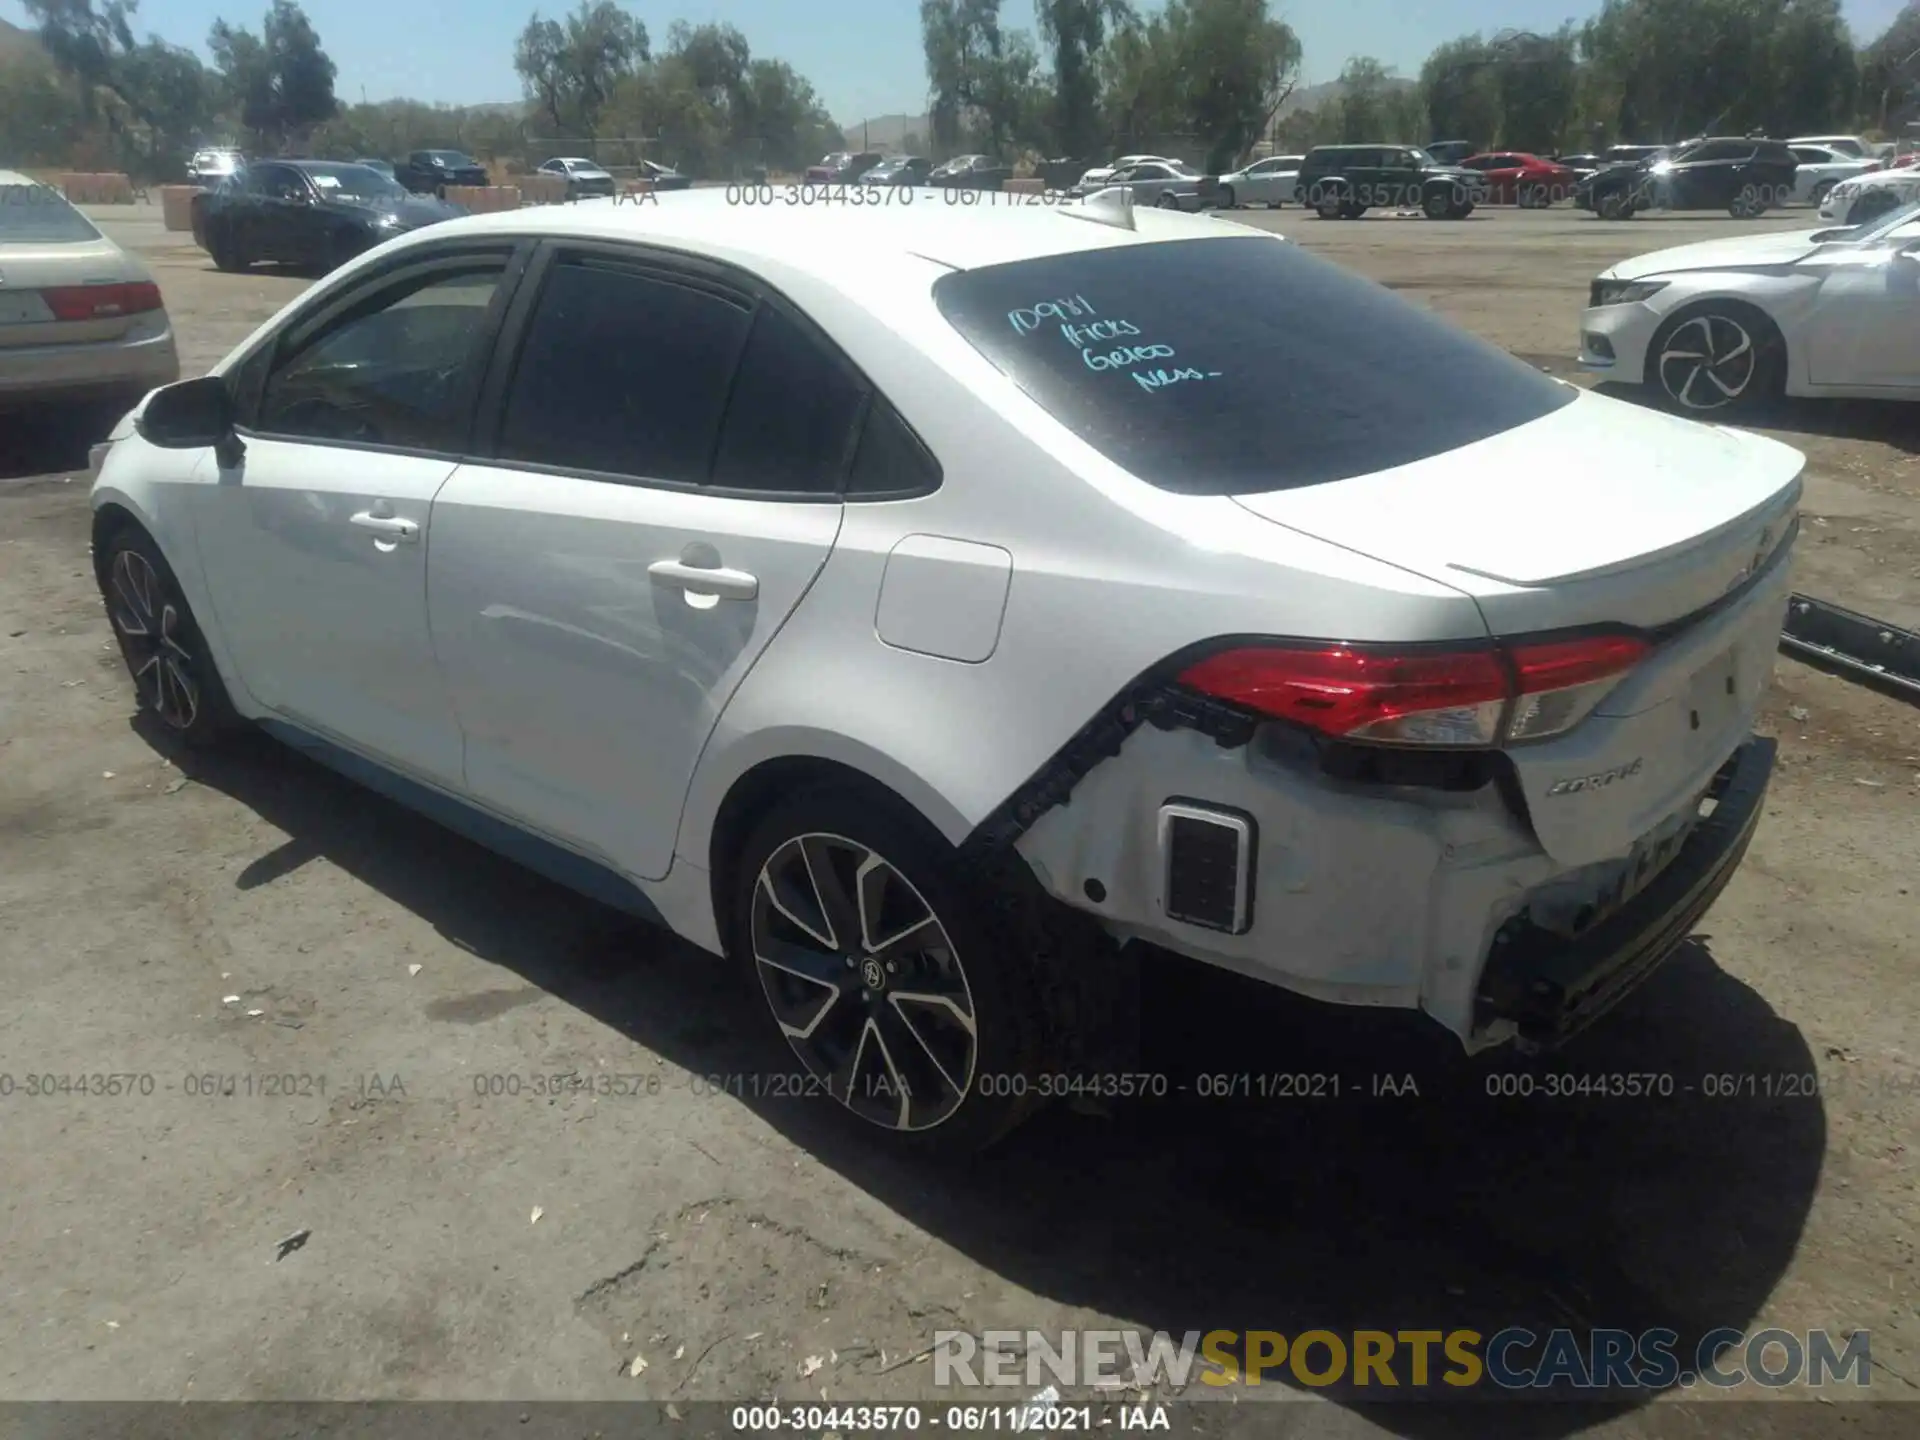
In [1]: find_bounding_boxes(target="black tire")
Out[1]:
[1154,192,1179,209]
[96,523,243,747]
[730,784,1065,1156]
[1314,189,1345,220]
[1339,202,1367,219]
[1423,188,1451,220]
[1597,190,1634,220]
[207,223,247,272]
[1448,200,1474,219]
[1646,301,1785,418]
[1218,185,1237,209]
[1518,183,1547,209]
[1810,179,1836,209]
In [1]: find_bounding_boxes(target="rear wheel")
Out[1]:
[1217,184,1237,209]
[731,786,1067,1156]
[1154,192,1179,209]
[1648,302,1785,417]
[1809,179,1836,209]
[1518,183,1549,208]
[1597,190,1634,220]
[207,223,248,272]
[97,524,242,747]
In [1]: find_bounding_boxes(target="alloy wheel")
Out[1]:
[1657,313,1758,411]
[107,549,200,730]
[751,833,977,1133]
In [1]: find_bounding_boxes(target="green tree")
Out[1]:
[1859,1,1920,132]
[1421,35,1499,145]
[22,0,134,120]
[1490,27,1578,151]
[1170,0,1300,170]
[920,0,1007,153]
[209,1,338,151]
[513,0,648,140]
[1038,0,1133,158]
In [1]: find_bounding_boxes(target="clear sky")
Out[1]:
[2,0,1910,127]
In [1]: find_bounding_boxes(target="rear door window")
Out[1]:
[932,233,1575,495]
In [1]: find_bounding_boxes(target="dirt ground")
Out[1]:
[0,200,1915,1434]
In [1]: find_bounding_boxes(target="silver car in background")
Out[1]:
[1098,160,1215,211]
[0,171,179,417]
[1218,155,1304,208]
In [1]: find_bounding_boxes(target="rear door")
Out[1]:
[427,244,866,880]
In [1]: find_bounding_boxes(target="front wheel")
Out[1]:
[1217,185,1237,209]
[732,787,1061,1155]
[1597,191,1634,220]
[97,525,242,746]
[1315,191,1345,220]
[1648,304,1785,417]
[1810,179,1836,209]
[1423,189,1451,220]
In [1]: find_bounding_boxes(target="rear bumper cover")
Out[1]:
[1474,735,1774,1048]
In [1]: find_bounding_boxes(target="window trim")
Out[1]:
[470,237,941,504]
[239,239,534,461]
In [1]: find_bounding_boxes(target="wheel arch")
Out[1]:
[1647,293,1793,406]
[696,742,973,960]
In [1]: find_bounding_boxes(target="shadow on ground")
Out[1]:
[153,721,1825,1438]
[0,403,122,482]
[1593,380,1920,454]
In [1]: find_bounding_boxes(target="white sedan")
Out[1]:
[1217,155,1304,208]
[0,170,180,418]
[93,193,1798,1153]
[1073,154,1167,191]
[1820,168,1920,225]
[1579,200,1920,410]
[1786,143,1880,208]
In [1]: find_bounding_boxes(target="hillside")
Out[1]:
[0,16,45,61]
[837,112,931,153]
[1276,74,1418,117]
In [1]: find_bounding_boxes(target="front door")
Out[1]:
[1803,220,1920,389]
[428,246,869,880]
[191,245,521,786]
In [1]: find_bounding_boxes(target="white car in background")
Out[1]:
[1786,143,1880,208]
[1217,155,1304,208]
[1786,134,1876,161]
[92,194,1798,1154]
[1819,167,1920,225]
[1579,199,1920,410]
[0,170,179,418]
[1074,153,1168,191]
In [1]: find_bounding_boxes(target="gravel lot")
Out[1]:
[1,200,1915,1433]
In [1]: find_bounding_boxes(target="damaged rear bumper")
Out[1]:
[1473,735,1775,1049]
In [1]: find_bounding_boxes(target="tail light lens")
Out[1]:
[41,282,164,322]
[1177,633,1649,748]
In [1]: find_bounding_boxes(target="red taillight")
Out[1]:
[40,281,163,322]
[1178,633,1649,748]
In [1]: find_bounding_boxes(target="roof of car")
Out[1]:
[404,186,1240,278]
[0,169,44,186]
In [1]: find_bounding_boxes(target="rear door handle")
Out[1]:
[648,560,758,600]
[349,511,419,542]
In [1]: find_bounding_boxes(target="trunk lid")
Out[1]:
[0,237,147,348]
[1231,389,1804,867]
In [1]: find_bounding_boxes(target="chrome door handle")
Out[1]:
[647,560,758,600]
[349,511,419,542]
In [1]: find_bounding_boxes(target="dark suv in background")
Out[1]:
[395,149,490,195]
[1294,144,1486,219]
[1577,137,1797,218]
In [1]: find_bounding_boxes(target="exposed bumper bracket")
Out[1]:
[1475,736,1775,1051]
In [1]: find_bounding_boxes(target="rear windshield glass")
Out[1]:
[931,233,1575,495]
[0,185,103,243]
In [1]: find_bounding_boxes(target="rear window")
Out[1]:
[0,185,103,243]
[931,234,1575,495]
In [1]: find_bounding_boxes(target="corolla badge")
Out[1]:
[1545,757,1643,797]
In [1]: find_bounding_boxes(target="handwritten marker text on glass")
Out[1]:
[1134,367,1223,392]
[1008,295,1098,335]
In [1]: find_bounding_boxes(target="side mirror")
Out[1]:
[137,376,245,467]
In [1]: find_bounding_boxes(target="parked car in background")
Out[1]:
[929,154,1011,190]
[1037,156,1096,190]
[395,149,490,196]
[1423,139,1478,165]
[860,156,934,186]
[1786,144,1880,208]
[1577,138,1796,219]
[192,160,467,274]
[1294,144,1484,219]
[536,157,617,199]
[1099,159,1215,210]
[0,170,178,419]
[1217,154,1303,208]
[806,152,883,184]
[1074,154,1169,190]
[1580,198,1920,410]
[639,160,692,192]
[187,148,243,186]
[1786,134,1875,160]
[1459,152,1580,206]
[92,194,1798,1154]
[1819,168,1920,224]
[353,158,396,179]
[1552,153,1604,181]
